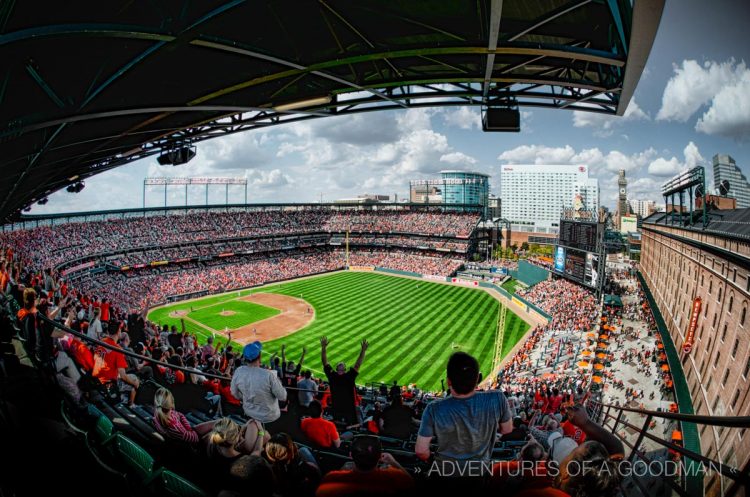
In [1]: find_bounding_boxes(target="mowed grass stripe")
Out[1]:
[373,286,479,379]
[407,292,498,389]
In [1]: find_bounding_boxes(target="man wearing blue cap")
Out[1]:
[231,340,288,423]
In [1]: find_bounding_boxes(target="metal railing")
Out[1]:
[588,400,750,497]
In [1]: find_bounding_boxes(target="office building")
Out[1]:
[629,199,657,218]
[440,170,490,209]
[713,154,750,209]
[500,164,599,233]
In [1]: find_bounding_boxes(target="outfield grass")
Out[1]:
[148,271,532,391]
[501,278,520,294]
[188,300,279,331]
[500,312,530,359]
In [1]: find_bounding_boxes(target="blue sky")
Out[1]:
[33,0,750,214]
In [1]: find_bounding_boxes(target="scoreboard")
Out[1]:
[553,219,604,290]
[558,220,599,253]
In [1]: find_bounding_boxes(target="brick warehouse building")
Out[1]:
[640,208,750,496]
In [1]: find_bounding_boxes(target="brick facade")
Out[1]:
[641,222,750,496]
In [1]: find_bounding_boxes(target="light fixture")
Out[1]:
[66,181,85,193]
[273,95,331,112]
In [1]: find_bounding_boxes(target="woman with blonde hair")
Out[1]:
[264,432,320,496]
[153,387,215,444]
[206,416,270,461]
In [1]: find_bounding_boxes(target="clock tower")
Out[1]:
[617,169,629,228]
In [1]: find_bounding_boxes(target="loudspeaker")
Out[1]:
[157,146,196,165]
[482,108,520,132]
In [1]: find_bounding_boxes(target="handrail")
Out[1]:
[590,400,750,428]
[589,399,750,497]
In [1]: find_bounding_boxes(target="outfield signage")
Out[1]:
[511,296,528,312]
[61,260,95,276]
[423,274,444,282]
[682,297,701,354]
[451,278,478,287]
[348,266,375,271]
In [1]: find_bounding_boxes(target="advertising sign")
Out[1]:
[554,246,566,273]
[682,297,702,354]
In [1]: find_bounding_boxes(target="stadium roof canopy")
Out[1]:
[0,0,664,221]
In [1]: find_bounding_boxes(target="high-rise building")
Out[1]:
[440,170,490,210]
[500,164,599,233]
[488,194,501,219]
[409,182,443,204]
[629,199,657,218]
[712,154,750,208]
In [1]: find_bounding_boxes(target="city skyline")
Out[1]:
[29,0,750,216]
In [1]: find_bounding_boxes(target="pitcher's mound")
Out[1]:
[219,310,237,317]
[169,310,189,318]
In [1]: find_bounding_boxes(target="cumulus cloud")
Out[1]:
[442,106,481,130]
[647,157,682,176]
[657,59,750,140]
[498,144,577,164]
[647,141,705,177]
[694,67,750,140]
[572,98,649,137]
[439,152,478,165]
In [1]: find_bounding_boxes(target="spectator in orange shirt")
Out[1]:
[316,435,414,497]
[301,400,342,449]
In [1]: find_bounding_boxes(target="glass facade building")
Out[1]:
[713,154,750,209]
[439,170,490,212]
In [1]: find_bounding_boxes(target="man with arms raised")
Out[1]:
[415,352,512,472]
[320,336,368,426]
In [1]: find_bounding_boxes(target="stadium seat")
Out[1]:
[113,433,163,485]
[153,469,210,497]
[313,449,353,473]
[91,412,116,447]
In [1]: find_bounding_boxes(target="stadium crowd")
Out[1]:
[0,209,479,271]
[1,206,644,497]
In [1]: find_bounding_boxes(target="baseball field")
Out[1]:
[148,271,530,391]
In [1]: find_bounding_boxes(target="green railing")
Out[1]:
[637,271,703,496]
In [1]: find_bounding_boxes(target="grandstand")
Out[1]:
[4,2,750,497]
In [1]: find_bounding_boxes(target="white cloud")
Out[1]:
[572,98,649,136]
[647,157,682,176]
[442,107,480,130]
[439,152,478,165]
[683,141,704,169]
[694,67,750,140]
[657,59,750,140]
[247,169,293,187]
[497,145,655,174]
[646,141,705,177]
[497,144,576,164]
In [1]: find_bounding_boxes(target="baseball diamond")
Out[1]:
[148,270,530,391]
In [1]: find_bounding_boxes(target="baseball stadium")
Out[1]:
[1,2,749,497]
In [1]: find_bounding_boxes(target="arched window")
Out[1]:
[729,295,734,313]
